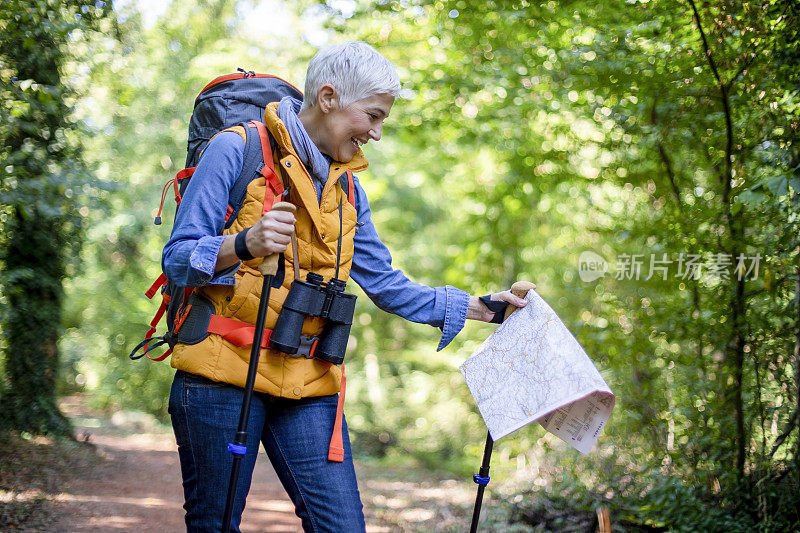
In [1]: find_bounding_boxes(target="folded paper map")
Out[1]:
[460,289,614,454]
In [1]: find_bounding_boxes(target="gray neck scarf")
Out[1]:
[276,96,331,202]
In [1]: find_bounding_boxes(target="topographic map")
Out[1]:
[460,289,614,454]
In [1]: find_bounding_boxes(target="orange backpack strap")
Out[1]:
[145,273,168,299]
[247,120,285,214]
[128,273,170,360]
[207,314,274,348]
[328,364,346,462]
[346,171,355,208]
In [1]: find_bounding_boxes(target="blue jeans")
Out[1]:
[168,370,366,532]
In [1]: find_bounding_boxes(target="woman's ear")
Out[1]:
[317,84,339,114]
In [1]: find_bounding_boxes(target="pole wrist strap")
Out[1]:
[478,295,509,324]
[235,228,254,261]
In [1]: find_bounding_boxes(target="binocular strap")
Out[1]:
[333,197,343,281]
[291,231,300,280]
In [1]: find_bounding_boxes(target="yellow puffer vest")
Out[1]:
[170,102,367,399]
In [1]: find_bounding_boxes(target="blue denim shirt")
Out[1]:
[162,132,470,350]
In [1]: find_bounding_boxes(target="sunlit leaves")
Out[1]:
[323,0,800,527]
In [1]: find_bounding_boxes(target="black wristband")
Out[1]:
[479,295,509,324]
[234,228,254,261]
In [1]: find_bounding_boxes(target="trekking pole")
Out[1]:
[469,431,494,532]
[222,202,296,533]
[469,282,533,532]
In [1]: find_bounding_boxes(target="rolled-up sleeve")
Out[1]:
[161,132,244,287]
[349,175,470,350]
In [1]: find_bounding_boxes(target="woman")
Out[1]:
[163,41,528,532]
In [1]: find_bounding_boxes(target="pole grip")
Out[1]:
[502,280,537,321]
[258,202,296,277]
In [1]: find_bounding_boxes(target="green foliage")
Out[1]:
[327,0,800,529]
[0,0,112,436]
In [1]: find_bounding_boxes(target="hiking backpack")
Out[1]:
[129,69,305,362]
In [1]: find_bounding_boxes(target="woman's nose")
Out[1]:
[369,122,383,141]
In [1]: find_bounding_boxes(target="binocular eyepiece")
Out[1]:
[269,273,357,365]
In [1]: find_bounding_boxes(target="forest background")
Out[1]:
[1,0,799,531]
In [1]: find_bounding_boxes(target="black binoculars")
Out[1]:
[269,273,357,365]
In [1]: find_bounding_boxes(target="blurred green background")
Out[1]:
[2,0,799,530]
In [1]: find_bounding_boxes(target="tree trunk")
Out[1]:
[687,0,749,482]
[0,1,90,437]
[0,207,72,436]
[795,246,800,466]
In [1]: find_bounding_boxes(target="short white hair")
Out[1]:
[301,41,400,111]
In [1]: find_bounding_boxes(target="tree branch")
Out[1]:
[687,0,724,87]
[657,142,683,208]
[687,0,734,203]
[650,100,684,209]
[770,407,799,458]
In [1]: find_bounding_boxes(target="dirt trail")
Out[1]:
[34,397,487,533]
[48,396,302,532]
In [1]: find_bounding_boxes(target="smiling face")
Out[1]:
[315,91,395,162]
